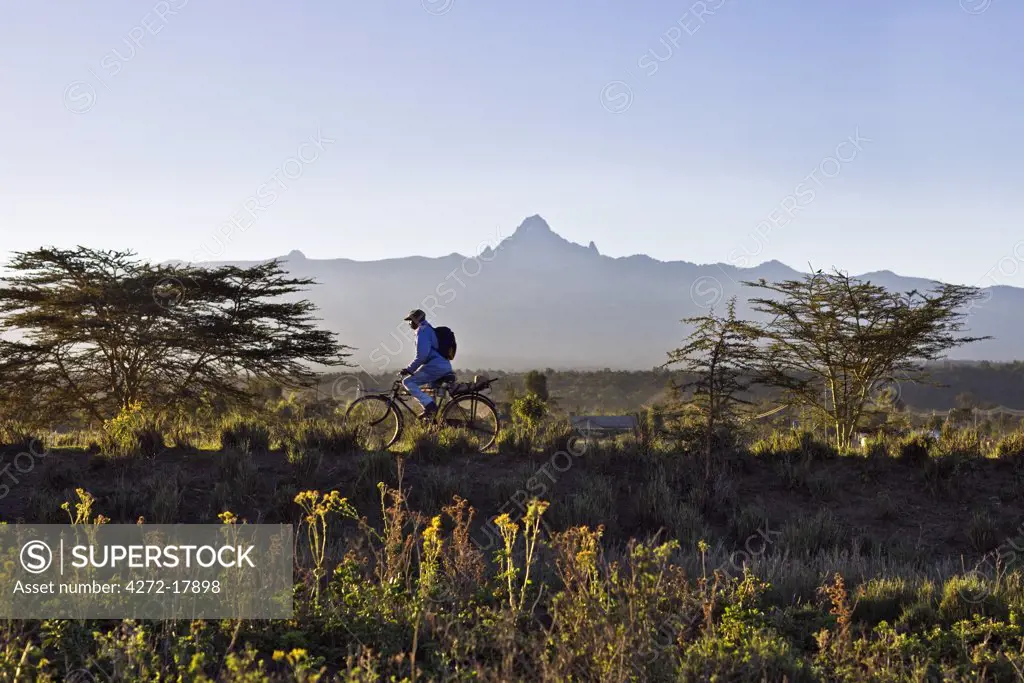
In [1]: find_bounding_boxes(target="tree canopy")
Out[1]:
[667,298,759,477]
[0,247,351,425]
[741,269,987,448]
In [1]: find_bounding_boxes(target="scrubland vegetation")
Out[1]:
[2,250,1023,680]
[2,406,1024,681]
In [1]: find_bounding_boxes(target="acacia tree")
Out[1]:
[666,298,760,480]
[742,269,987,449]
[0,247,351,425]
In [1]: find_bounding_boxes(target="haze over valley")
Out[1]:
[188,214,1023,371]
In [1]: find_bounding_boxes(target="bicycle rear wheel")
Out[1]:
[440,393,500,452]
[345,396,402,451]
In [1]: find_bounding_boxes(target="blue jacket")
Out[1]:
[405,321,452,374]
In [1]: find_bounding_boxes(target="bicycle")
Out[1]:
[344,372,501,452]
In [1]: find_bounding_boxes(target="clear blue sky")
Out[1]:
[2,0,1021,287]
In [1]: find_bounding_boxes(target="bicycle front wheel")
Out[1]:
[441,394,500,452]
[345,396,402,451]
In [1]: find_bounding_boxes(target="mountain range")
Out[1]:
[189,216,1023,371]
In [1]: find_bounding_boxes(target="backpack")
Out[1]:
[434,326,457,361]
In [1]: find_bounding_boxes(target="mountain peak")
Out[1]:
[497,214,605,265]
[514,214,553,236]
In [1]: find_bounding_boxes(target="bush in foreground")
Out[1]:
[1,483,1023,681]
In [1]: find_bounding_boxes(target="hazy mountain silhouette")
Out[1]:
[188,215,1022,371]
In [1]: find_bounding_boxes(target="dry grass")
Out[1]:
[2,421,1024,680]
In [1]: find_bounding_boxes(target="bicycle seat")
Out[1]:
[432,372,457,387]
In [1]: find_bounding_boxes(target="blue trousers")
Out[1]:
[403,361,452,409]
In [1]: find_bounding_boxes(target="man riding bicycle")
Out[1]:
[398,309,452,420]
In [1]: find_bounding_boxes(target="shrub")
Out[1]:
[894,601,939,632]
[678,607,812,682]
[669,410,738,456]
[644,404,666,436]
[893,433,932,464]
[853,577,918,626]
[937,426,982,457]
[101,402,164,458]
[410,467,472,514]
[213,449,263,512]
[285,441,323,478]
[436,426,474,454]
[729,504,771,545]
[750,430,834,460]
[511,393,548,428]
[409,426,473,461]
[966,511,999,553]
[923,452,972,493]
[992,432,1024,460]
[220,418,272,455]
[408,428,442,460]
[355,451,396,492]
[861,434,888,459]
[535,419,576,453]
[0,421,36,450]
[496,425,536,456]
[4,450,1024,680]
[292,419,358,456]
[749,430,796,457]
[938,574,1008,622]
[798,432,838,460]
[894,581,939,631]
[547,471,618,532]
[781,509,847,558]
[159,410,205,451]
[146,474,184,523]
[165,426,197,451]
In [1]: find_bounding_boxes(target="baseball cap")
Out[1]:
[404,309,425,322]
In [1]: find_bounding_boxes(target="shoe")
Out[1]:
[419,402,438,421]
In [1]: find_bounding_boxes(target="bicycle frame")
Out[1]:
[378,376,497,421]
[381,379,452,420]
